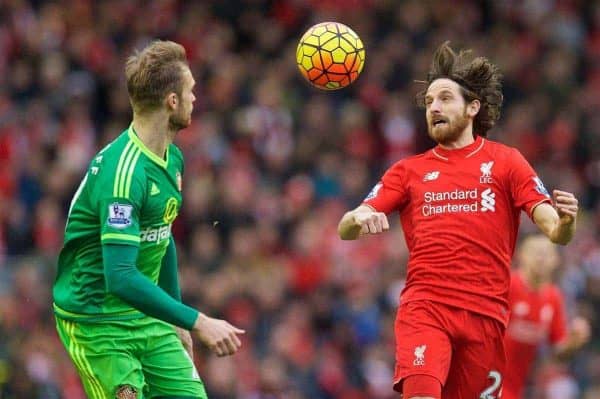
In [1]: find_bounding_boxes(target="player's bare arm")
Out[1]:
[338,204,390,240]
[533,189,578,245]
[554,316,591,359]
[192,312,245,357]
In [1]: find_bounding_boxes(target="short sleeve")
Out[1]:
[98,175,146,246]
[549,288,568,345]
[363,161,408,214]
[508,148,552,218]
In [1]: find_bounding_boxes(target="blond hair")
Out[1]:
[125,40,188,114]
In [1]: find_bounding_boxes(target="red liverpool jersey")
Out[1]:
[363,136,552,326]
[503,272,567,399]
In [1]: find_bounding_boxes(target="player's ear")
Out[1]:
[467,99,480,117]
[166,92,178,110]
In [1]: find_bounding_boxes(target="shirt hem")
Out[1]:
[400,292,509,328]
[53,303,145,323]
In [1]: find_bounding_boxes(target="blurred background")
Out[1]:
[0,0,599,398]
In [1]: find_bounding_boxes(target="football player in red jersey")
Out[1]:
[338,42,579,399]
[503,234,590,399]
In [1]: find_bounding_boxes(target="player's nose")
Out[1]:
[429,98,443,113]
[428,110,443,123]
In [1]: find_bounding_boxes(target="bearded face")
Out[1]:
[169,66,195,132]
[425,78,477,145]
[168,97,192,131]
[427,105,470,145]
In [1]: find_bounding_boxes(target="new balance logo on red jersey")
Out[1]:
[423,171,440,182]
[413,345,426,366]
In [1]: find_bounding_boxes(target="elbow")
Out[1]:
[105,279,120,296]
[105,273,128,297]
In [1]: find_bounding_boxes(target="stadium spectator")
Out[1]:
[504,234,591,399]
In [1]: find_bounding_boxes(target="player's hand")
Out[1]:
[553,190,578,226]
[569,316,591,348]
[353,211,390,235]
[192,313,245,357]
[176,326,194,359]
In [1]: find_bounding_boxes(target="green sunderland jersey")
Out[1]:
[53,125,184,322]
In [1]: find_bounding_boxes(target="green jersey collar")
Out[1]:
[128,124,169,168]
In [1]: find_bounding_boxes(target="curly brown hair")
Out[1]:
[416,41,503,137]
[125,40,188,114]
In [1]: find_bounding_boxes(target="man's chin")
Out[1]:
[183,114,193,128]
[428,127,449,143]
[169,117,192,132]
[429,126,465,146]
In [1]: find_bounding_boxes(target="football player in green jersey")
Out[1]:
[53,40,244,399]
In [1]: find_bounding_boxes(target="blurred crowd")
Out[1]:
[0,0,599,398]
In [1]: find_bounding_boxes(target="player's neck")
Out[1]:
[132,113,174,160]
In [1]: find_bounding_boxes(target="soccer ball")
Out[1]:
[296,22,365,90]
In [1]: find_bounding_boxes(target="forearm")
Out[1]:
[553,335,585,360]
[554,343,575,360]
[103,244,198,330]
[158,237,181,301]
[548,221,576,245]
[554,317,590,360]
[533,203,576,245]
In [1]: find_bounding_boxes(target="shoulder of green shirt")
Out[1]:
[97,131,147,246]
